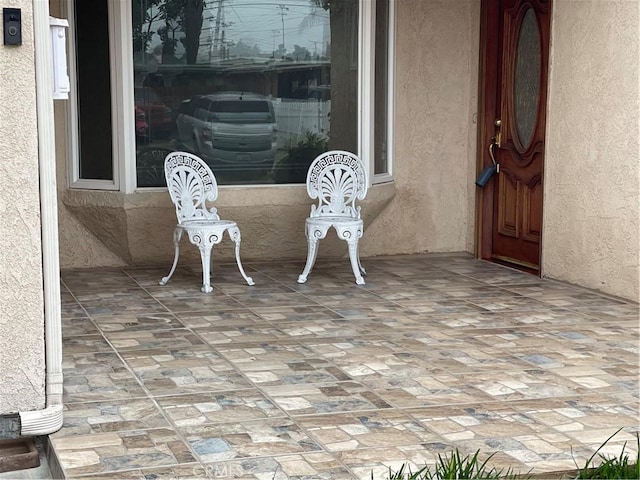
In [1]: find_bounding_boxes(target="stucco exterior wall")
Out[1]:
[54,101,128,269]
[54,0,479,269]
[364,0,480,256]
[50,0,127,269]
[543,0,640,301]
[0,0,46,413]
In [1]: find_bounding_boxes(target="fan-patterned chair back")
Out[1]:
[306,151,368,219]
[164,152,220,224]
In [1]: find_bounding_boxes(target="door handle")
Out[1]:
[488,137,500,173]
[494,119,502,147]
[476,136,500,187]
[475,120,502,188]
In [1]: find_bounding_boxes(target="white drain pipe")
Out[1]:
[19,0,64,435]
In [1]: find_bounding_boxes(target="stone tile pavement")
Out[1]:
[49,253,639,479]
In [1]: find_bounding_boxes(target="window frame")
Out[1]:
[66,0,395,192]
[66,0,119,190]
[375,0,395,183]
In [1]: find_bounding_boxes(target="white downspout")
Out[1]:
[19,0,64,435]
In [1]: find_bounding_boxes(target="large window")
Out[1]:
[71,0,392,190]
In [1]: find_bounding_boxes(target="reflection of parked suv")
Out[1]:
[175,92,278,172]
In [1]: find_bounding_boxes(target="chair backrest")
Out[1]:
[164,151,220,223]
[306,150,368,219]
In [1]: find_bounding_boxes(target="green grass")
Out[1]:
[385,449,524,479]
[385,429,639,480]
[574,428,640,479]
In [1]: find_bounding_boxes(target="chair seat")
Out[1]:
[306,216,362,226]
[180,219,237,230]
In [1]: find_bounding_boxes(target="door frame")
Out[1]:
[474,0,549,274]
[475,0,501,263]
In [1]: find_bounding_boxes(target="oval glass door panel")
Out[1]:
[513,8,540,150]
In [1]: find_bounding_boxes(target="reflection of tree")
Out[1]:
[309,0,357,153]
[158,0,181,62]
[292,45,311,61]
[230,40,261,58]
[133,0,162,55]
[302,0,331,31]
[183,0,204,64]
[274,43,286,59]
[132,0,205,65]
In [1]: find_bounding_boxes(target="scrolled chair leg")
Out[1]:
[187,229,218,293]
[199,244,214,293]
[347,239,365,285]
[298,223,327,284]
[297,237,319,284]
[357,244,366,276]
[227,226,255,286]
[160,226,184,286]
[335,224,365,285]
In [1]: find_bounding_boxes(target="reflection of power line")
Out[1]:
[207,0,235,61]
[310,40,321,57]
[272,29,279,57]
[277,4,289,54]
[213,0,223,53]
[201,0,328,58]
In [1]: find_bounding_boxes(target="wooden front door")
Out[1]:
[477,0,551,272]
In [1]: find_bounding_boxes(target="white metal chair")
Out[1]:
[297,150,369,285]
[160,151,255,293]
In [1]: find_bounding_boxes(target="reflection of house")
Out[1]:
[137,59,333,153]
[136,58,331,108]
[0,0,638,440]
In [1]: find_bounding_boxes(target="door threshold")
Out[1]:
[491,255,540,276]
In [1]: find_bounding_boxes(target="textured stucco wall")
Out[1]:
[0,0,46,413]
[50,0,126,269]
[364,0,479,256]
[54,101,127,269]
[55,0,479,269]
[543,1,640,301]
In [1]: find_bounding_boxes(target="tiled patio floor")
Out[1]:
[51,253,639,479]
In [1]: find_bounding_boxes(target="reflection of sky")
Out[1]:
[143,0,329,60]
[211,0,328,54]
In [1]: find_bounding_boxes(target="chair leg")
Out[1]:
[160,227,184,286]
[357,243,366,276]
[347,239,365,285]
[228,226,255,286]
[198,244,214,293]
[298,235,319,284]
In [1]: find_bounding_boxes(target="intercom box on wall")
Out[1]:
[3,8,22,46]
[50,17,70,99]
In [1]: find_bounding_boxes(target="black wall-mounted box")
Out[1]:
[3,8,22,46]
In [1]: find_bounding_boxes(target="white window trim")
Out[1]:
[359,0,375,181]
[68,0,394,191]
[360,0,395,185]
[376,0,395,183]
[109,0,138,193]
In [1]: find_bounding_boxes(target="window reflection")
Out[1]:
[132,0,361,187]
[513,8,540,151]
[76,0,113,181]
[374,0,389,175]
